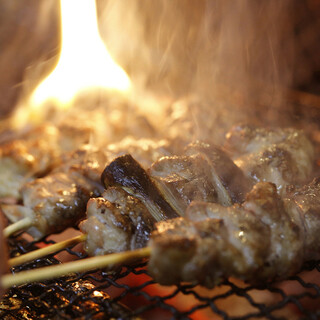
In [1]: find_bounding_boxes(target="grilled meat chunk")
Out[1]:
[80,187,156,256]
[225,125,315,192]
[150,154,219,215]
[148,182,309,287]
[0,123,97,200]
[106,137,186,169]
[150,142,252,215]
[284,178,320,261]
[0,125,60,199]
[102,154,179,221]
[225,124,312,156]
[2,146,108,239]
[186,141,252,203]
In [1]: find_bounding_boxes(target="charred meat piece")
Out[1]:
[80,187,156,256]
[2,146,108,239]
[225,125,315,192]
[102,154,179,221]
[148,182,310,287]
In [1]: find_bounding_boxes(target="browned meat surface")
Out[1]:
[284,178,320,261]
[80,187,156,256]
[225,124,310,156]
[225,125,315,192]
[106,136,186,169]
[58,101,157,146]
[55,145,109,183]
[0,123,98,200]
[1,146,108,239]
[150,142,252,215]
[0,125,60,199]
[150,154,219,215]
[148,181,314,287]
[186,141,252,203]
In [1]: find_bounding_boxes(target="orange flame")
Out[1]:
[28,0,130,113]
[11,0,131,128]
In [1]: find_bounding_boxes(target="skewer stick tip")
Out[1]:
[8,234,87,267]
[3,217,33,238]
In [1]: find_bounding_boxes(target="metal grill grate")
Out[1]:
[1,233,320,319]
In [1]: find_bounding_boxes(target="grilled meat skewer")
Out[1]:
[6,179,320,290]
[148,180,320,287]
[150,141,252,216]
[82,143,250,256]
[0,123,97,200]
[2,146,108,239]
[2,137,183,239]
[225,125,315,193]
[13,142,248,259]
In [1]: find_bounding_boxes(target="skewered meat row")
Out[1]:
[148,180,320,287]
[2,137,184,239]
[81,127,317,287]
[0,100,159,201]
[225,124,315,193]
[81,142,252,255]
[0,123,97,200]
[2,145,108,239]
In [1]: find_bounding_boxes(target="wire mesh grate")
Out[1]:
[1,232,320,319]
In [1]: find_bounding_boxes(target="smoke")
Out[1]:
[0,0,59,119]
[0,0,303,128]
[98,0,295,118]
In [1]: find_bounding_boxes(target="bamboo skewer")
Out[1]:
[8,234,87,267]
[3,217,33,238]
[2,247,151,289]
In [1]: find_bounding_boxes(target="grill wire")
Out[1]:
[1,232,320,319]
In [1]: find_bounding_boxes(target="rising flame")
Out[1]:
[30,0,131,108]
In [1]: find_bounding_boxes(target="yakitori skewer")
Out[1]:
[8,142,252,266]
[2,137,184,240]
[4,177,320,290]
[3,217,32,238]
[2,247,151,289]
[2,145,108,239]
[7,125,315,268]
[8,234,87,267]
[12,179,315,288]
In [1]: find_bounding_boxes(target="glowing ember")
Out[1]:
[30,0,131,108]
